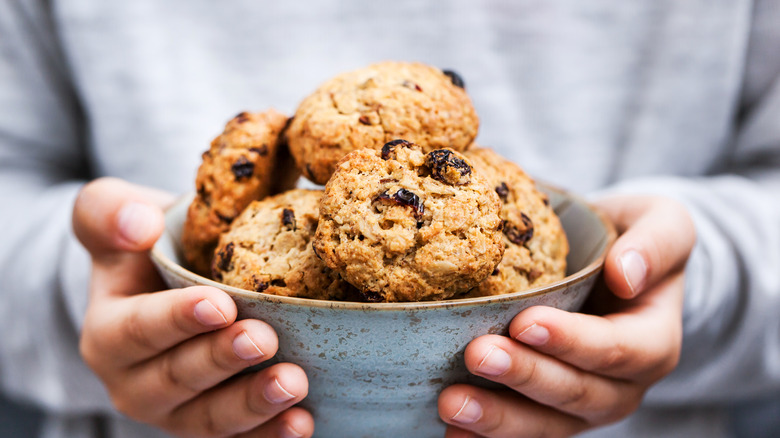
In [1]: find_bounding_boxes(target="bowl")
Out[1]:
[151,184,615,438]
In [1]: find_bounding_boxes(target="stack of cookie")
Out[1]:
[181,61,568,303]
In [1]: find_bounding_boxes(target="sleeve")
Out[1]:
[598,51,780,404]
[0,0,112,412]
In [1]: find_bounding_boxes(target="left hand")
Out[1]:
[438,195,695,438]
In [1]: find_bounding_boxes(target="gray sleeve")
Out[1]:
[0,1,111,412]
[600,67,780,404]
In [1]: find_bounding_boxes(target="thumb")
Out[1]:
[73,177,175,296]
[594,195,696,299]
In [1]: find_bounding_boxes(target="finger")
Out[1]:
[81,286,237,369]
[439,385,588,438]
[166,363,309,437]
[444,426,481,438]
[594,196,695,298]
[509,273,684,380]
[462,335,641,424]
[235,407,315,438]
[124,319,278,417]
[73,177,174,296]
[74,177,173,256]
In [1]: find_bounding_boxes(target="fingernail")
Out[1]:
[515,323,550,346]
[193,299,228,327]
[620,250,647,296]
[451,396,482,424]
[476,345,511,376]
[265,378,296,404]
[117,202,158,245]
[233,331,264,361]
[281,424,304,438]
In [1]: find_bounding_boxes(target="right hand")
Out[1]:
[75,177,313,438]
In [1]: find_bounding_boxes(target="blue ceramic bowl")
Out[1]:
[151,184,615,438]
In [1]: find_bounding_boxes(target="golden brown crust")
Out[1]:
[181,109,290,276]
[211,189,351,300]
[286,61,479,184]
[313,143,504,302]
[461,147,569,297]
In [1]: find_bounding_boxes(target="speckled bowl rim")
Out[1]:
[151,183,616,312]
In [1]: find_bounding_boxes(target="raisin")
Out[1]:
[196,183,208,200]
[492,267,500,276]
[361,290,383,302]
[231,156,254,180]
[527,269,543,283]
[442,69,465,88]
[215,211,234,224]
[215,242,234,272]
[281,208,296,231]
[253,276,269,292]
[250,145,268,156]
[381,139,412,160]
[425,149,472,185]
[394,189,422,213]
[342,284,382,303]
[234,112,250,123]
[271,279,287,287]
[312,242,323,260]
[402,80,423,92]
[502,213,534,245]
[373,189,424,219]
[495,182,509,202]
[358,115,371,125]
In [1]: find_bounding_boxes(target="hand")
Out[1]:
[75,177,313,438]
[438,195,695,437]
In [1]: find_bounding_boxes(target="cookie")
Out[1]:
[313,141,504,302]
[212,189,351,300]
[286,61,479,184]
[182,109,293,276]
[461,147,569,297]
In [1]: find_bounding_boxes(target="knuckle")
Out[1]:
[123,304,156,353]
[200,406,225,438]
[477,404,506,436]
[245,384,270,417]
[601,388,644,424]
[555,380,589,412]
[595,339,630,373]
[108,388,141,420]
[512,357,540,388]
[160,353,197,396]
[169,293,195,336]
[78,335,98,371]
[169,404,226,438]
[212,334,241,373]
